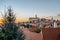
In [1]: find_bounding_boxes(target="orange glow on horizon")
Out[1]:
[0,19,3,24]
[0,18,29,23]
[16,18,29,22]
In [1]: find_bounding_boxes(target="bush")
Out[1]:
[34,28,41,33]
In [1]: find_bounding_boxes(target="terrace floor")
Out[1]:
[22,28,42,40]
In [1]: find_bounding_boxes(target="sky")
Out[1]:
[0,0,60,19]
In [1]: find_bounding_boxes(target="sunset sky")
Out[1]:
[0,0,60,22]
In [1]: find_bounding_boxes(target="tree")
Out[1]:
[2,7,24,40]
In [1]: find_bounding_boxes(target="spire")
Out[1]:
[35,14,37,18]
